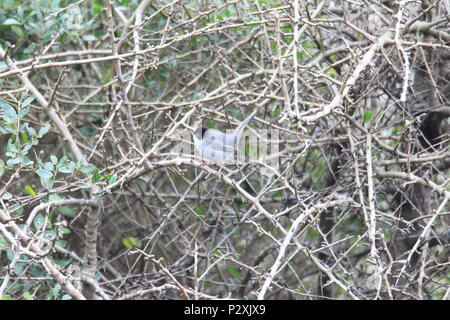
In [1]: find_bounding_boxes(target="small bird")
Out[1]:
[192,109,257,164]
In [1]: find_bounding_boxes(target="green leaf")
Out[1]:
[55,240,68,248]
[21,96,35,108]
[227,266,241,279]
[273,106,281,117]
[44,230,56,241]
[0,234,10,250]
[20,132,29,143]
[36,168,52,178]
[13,262,25,275]
[0,295,13,300]
[80,164,95,174]
[122,236,141,249]
[17,106,29,119]
[40,176,54,191]
[270,190,283,198]
[57,205,76,217]
[54,256,72,268]
[0,100,18,121]
[103,71,111,84]
[48,283,61,300]
[48,194,63,202]
[1,192,12,200]
[59,227,71,235]
[33,213,46,230]
[2,0,18,9]
[92,6,101,14]
[306,227,319,240]
[38,123,51,137]
[58,162,75,173]
[24,185,37,197]
[108,173,117,185]
[27,125,37,136]
[11,25,24,38]
[43,162,54,172]
[364,110,372,123]
[22,292,33,300]
[194,204,206,215]
[3,18,20,25]
[82,34,97,41]
[92,168,101,183]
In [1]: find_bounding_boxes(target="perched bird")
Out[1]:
[192,109,257,164]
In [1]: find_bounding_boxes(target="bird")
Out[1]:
[192,109,257,164]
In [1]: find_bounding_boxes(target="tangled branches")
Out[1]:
[0,0,449,300]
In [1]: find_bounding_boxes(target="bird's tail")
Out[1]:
[233,107,257,139]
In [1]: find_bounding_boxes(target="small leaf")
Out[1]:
[58,162,75,173]
[3,18,20,25]
[36,168,52,178]
[27,125,37,136]
[40,176,54,191]
[48,194,63,202]
[92,6,101,14]
[21,96,35,108]
[43,162,54,172]
[108,173,117,185]
[22,292,33,300]
[24,185,37,197]
[122,236,141,249]
[1,192,12,200]
[48,283,61,300]
[57,205,76,217]
[33,213,46,229]
[11,25,24,38]
[0,234,10,250]
[270,190,283,198]
[54,256,72,267]
[273,106,281,117]
[0,100,17,122]
[21,132,29,143]
[38,123,51,137]
[227,266,241,279]
[17,106,29,119]
[59,227,71,235]
[82,34,97,41]
[194,204,206,215]
[80,164,95,174]
[91,168,100,183]
[44,230,56,241]
[55,240,68,248]
[364,110,372,123]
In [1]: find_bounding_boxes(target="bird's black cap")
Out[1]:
[201,127,208,137]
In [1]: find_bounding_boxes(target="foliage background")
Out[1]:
[0,0,449,300]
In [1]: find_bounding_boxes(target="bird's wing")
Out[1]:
[199,146,233,164]
[192,131,234,163]
[202,130,236,153]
